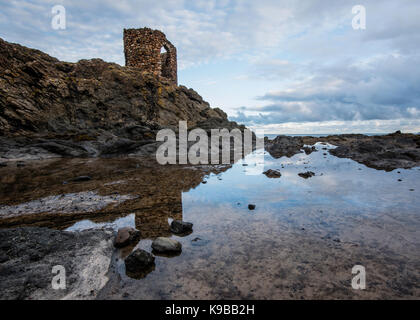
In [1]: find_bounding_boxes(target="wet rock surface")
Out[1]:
[265,135,307,159]
[0,227,114,300]
[151,237,182,253]
[0,191,136,219]
[263,169,281,178]
[302,132,420,171]
[170,220,193,234]
[265,133,420,171]
[0,38,243,160]
[298,171,315,179]
[0,150,419,299]
[114,227,141,248]
[124,249,155,277]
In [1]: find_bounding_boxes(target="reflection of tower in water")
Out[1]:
[134,191,183,239]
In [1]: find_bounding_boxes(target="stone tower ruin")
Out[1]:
[123,28,177,85]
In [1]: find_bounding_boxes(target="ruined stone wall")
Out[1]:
[123,28,177,85]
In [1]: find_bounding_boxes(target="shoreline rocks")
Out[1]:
[302,132,420,171]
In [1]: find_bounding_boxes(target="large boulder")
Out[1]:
[124,249,155,274]
[0,37,244,160]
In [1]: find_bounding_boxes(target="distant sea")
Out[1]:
[264,133,391,139]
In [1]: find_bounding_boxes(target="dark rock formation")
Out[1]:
[170,220,193,234]
[298,171,315,179]
[302,132,420,171]
[248,204,256,210]
[124,249,155,276]
[151,237,182,253]
[263,169,281,178]
[0,37,241,160]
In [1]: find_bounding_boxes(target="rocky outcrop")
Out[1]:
[266,133,420,171]
[298,171,315,179]
[265,135,308,159]
[0,227,115,300]
[302,132,420,171]
[170,220,193,234]
[124,249,155,277]
[0,38,241,160]
[114,227,141,248]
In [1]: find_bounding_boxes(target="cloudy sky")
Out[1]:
[1,0,419,133]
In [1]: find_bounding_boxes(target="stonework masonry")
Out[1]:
[123,28,177,85]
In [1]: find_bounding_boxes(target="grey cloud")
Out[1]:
[232,54,420,124]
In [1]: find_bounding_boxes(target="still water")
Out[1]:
[71,144,420,299]
[1,143,419,299]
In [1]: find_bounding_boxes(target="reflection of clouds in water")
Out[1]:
[66,213,135,232]
[54,148,419,299]
[186,146,420,217]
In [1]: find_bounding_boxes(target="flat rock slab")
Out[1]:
[151,237,182,253]
[0,191,136,219]
[0,227,115,300]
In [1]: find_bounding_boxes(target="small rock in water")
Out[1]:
[191,237,210,247]
[170,220,193,234]
[0,252,9,263]
[114,227,141,248]
[17,162,25,167]
[398,179,402,182]
[248,204,256,210]
[125,249,155,274]
[0,163,7,168]
[303,146,316,155]
[298,171,315,179]
[151,237,182,253]
[263,169,281,179]
[202,181,207,184]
